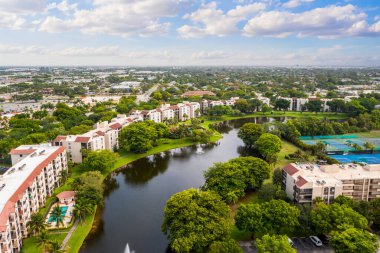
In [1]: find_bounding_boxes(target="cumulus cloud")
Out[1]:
[39,0,185,37]
[243,4,380,38]
[0,0,47,30]
[283,0,314,9]
[177,1,266,38]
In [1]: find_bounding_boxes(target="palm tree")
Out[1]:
[352,143,363,151]
[36,230,50,253]
[50,206,65,228]
[59,170,69,184]
[364,142,375,154]
[27,213,46,235]
[73,203,93,224]
[49,240,64,253]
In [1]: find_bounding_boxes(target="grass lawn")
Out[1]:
[21,233,68,253]
[65,209,96,253]
[356,130,380,138]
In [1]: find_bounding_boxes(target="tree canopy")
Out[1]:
[236,200,300,235]
[330,227,378,253]
[237,123,264,147]
[255,133,282,164]
[81,150,119,172]
[162,188,230,253]
[256,234,296,253]
[203,157,270,203]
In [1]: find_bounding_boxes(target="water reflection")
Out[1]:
[80,117,287,253]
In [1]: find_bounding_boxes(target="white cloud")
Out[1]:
[0,0,47,30]
[369,21,380,33]
[56,46,120,56]
[177,1,266,38]
[39,0,185,37]
[46,0,78,14]
[243,4,380,38]
[283,0,314,9]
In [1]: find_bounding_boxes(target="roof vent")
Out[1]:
[39,150,46,155]
[0,183,5,191]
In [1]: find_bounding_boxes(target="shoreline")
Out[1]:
[21,111,348,253]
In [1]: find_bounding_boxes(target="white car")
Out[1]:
[309,236,323,247]
[287,237,295,247]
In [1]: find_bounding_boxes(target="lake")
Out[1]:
[79,117,286,253]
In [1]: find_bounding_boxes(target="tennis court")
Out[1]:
[299,136,380,152]
[329,154,380,164]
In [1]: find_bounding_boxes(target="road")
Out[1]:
[136,84,158,103]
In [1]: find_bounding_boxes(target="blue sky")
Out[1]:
[0,0,379,66]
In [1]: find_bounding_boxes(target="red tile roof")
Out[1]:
[283,164,299,176]
[0,147,65,232]
[109,123,122,130]
[127,118,133,122]
[169,105,179,110]
[96,130,105,136]
[75,136,91,143]
[9,148,36,155]
[54,135,67,142]
[296,176,309,188]
[57,191,75,200]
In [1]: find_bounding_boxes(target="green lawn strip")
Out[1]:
[202,111,347,123]
[21,232,68,253]
[65,208,96,253]
[356,130,380,138]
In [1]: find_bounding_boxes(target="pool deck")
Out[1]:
[45,201,75,228]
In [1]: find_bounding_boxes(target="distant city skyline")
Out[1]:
[0,0,379,66]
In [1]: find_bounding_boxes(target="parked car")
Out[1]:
[287,237,295,247]
[309,236,323,246]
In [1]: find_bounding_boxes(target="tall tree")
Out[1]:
[305,100,323,114]
[255,133,282,164]
[27,213,46,235]
[237,123,264,147]
[81,150,119,172]
[330,228,378,253]
[275,99,290,113]
[256,234,296,253]
[162,189,230,253]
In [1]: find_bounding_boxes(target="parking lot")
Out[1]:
[239,237,333,253]
[292,237,333,253]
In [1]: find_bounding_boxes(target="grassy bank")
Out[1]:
[22,112,347,252]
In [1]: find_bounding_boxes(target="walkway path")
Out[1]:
[60,219,79,250]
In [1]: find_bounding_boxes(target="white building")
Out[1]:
[0,145,67,253]
[283,163,380,204]
[53,115,137,163]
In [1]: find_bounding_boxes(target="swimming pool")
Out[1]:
[48,206,68,223]
[329,154,380,164]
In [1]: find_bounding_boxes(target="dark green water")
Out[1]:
[79,117,286,253]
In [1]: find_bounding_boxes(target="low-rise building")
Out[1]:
[0,145,67,253]
[282,163,380,204]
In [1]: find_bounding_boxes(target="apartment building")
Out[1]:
[201,97,239,112]
[53,114,139,163]
[282,163,380,204]
[0,145,67,253]
[281,97,331,112]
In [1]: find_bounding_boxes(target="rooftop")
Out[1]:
[0,144,65,232]
[285,162,380,189]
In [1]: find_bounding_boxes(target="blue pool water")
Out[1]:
[329,154,380,164]
[48,206,68,222]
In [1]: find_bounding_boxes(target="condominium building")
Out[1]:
[282,163,380,204]
[201,97,239,112]
[281,97,331,112]
[0,145,67,253]
[53,114,137,163]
